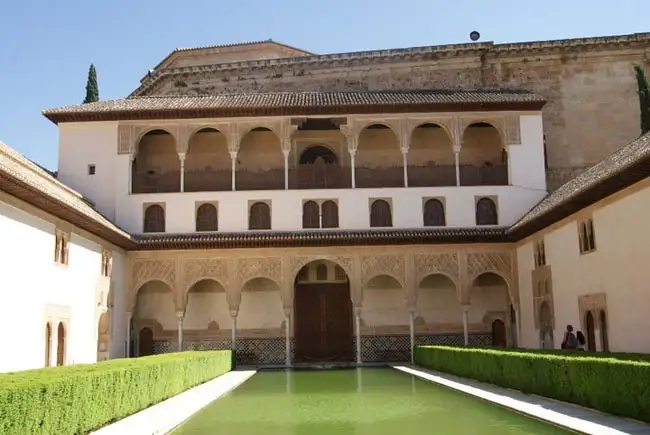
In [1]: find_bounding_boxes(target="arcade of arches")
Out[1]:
[127,247,517,364]
[127,115,513,194]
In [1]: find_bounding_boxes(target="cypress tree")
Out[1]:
[83,64,99,103]
[633,64,650,134]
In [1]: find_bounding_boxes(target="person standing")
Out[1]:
[561,325,578,350]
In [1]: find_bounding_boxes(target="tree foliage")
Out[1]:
[83,63,99,103]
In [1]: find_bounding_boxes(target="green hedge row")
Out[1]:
[414,346,650,423]
[0,350,232,435]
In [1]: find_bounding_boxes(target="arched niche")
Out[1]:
[185,127,231,191]
[539,301,554,349]
[468,272,510,342]
[132,129,180,193]
[409,123,455,187]
[238,278,284,331]
[56,322,66,366]
[237,127,284,190]
[133,280,177,354]
[416,273,459,332]
[459,122,508,186]
[362,275,406,330]
[356,124,403,188]
[184,279,231,339]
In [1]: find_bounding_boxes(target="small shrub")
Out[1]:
[414,346,650,423]
[0,350,232,434]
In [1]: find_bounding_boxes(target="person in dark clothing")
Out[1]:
[561,325,578,350]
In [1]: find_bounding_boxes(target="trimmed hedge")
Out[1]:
[414,346,650,423]
[0,350,232,435]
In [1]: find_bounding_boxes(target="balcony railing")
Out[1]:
[408,164,456,187]
[185,169,231,192]
[460,165,508,186]
[132,170,180,194]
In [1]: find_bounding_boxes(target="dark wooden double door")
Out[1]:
[294,283,354,362]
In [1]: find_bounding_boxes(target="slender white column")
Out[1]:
[453,146,461,186]
[125,311,132,358]
[350,152,357,189]
[283,151,290,190]
[402,152,409,187]
[176,311,184,352]
[355,307,362,364]
[178,153,186,192]
[230,310,238,350]
[284,309,291,366]
[409,310,415,364]
[462,305,470,346]
[514,306,521,347]
[229,151,237,191]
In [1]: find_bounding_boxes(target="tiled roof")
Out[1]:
[42,89,545,124]
[509,132,650,236]
[0,141,133,248]
[134,227,508,250]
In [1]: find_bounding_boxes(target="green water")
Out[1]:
[172,368,575,434]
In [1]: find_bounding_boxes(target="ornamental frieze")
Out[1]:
[182,258,229,290]
[414,253,459,286]
[360,255,405,286]
[466,251,512,285]
[131,259,176,292]
[236,257,283,286]
[291,255,354,280]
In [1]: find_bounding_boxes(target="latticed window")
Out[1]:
[475,198,498,225]
[423,199,445,226]
[370,199,392,227]
[321,200,339,228]
[534,240,546,267]
[334,265,346,281]
[579,218,596,253]
[196,203,218,232]
[316,264,328,281]
[249,202,271,230]
[54,230,69,264]
[302,201,320,229]
[144,204,165,233]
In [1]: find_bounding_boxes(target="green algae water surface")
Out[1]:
[172,368,575,435]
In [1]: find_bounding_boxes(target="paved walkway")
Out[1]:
[394,365,649,435]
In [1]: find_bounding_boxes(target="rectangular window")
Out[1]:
[100,250,112,277]
[534,240,546,267]
[578,218,596,254]
[88,164,96,175]
[54,230,69,265]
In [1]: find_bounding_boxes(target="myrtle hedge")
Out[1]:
[414,346,650,423]
[0,350,232,435]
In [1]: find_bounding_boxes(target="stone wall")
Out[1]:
[135,34,650,189]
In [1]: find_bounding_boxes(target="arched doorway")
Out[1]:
[56,322,66,366]
[139,327,154,356]
[539,301,554,349]
[491,319,507,347]
[294,260,353,362]
[585,311,596,351]
[599,310,609,352]
[45,322,52,367]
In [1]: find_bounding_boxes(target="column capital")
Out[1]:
[175,311,184,320]
[229,151,238,160]
[178,152,186,161]
[462,304,470,313]
[230,309,239,318]
[354,306,362,316]
[453,145,461,154]
[283,306,292,318]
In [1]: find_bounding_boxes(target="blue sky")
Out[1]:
[1,0,647,170]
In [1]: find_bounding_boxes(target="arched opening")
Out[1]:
[491,319,506,347]
[416,274,460,337]
[195,203,218,232]
[97,312,110,361]
[56,322,66,366]
[133,280,176,355]
[539,301,554,349]
[296,145,342,189]
[184,279,231,350]
[302,201,320,229]
[294,260,353,362]
[509,304,518,347]
[599,310,609,352]
[460,122,508,186]
[132,129,180,193]
[423,198,446,226]
[185,127,231,191]
[476,197,498,226]
[45,322,52,367]
[238,277,285,364]
[470,272,510,346]
[585,311,596,351]
[236,127,284,190]
[138,327,154,356]
[370,199,392,227]
[322,200,339,228]
[143,204,165,233]
[356,124,403,188]
[249,202,271,230]
[408,123,455,186]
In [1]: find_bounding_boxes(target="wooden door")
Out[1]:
[294,283,353,362]
[139,327,154,356]
[491,319,506,347]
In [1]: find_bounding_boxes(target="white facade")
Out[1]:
[0,196,127,373]
[57,113,547,235]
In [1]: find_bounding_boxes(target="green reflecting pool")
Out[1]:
[172,368,575,434]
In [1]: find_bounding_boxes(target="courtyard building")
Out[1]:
[1,33,650,372]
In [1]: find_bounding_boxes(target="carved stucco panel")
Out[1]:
[360,255,406,287]
[130,259,177,309]
[182,258,229,291]
[505,115,521,145]
[414,253,459,286]
[466,251,513,285]
[236,257,283,287]
[291,255,354,280]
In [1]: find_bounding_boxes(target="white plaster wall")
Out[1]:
[0,201,107,373]
[109,251,127,358]
[58,122,120,221]
[509,114,547,191]
[516,182,650,353]
[118,185,545,234]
